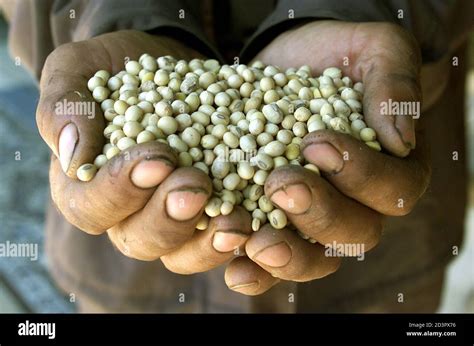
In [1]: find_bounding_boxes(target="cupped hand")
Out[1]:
[224,21,431,295]
[38,30,252,270]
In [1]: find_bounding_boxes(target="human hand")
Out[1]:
[224,21,431,295]
[38,30,253,270]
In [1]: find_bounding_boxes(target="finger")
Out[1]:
[301,129,431,215]
[161,206,252,274]
[356,23,422,157]
[38,41,109,177]
[107,167,212,261]
[50,142,177,234]
[225,257,280,296]
[245,225,341,282]
[265,165,382,252]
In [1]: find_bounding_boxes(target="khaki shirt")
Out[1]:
[2,0,472,312]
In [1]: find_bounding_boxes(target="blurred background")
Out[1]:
[0,13,472,313]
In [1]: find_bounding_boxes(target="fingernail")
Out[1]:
[131,158,174,188]
[303,142,343,174]
[254,241,291,267]
[59,123,78,173]
[229,281,259,291]
[395,117,416,149]
[166,189,209,221]
[270,184,312,214]
[213,231,248,253]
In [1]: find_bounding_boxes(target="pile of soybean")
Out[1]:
[78,55,380,239]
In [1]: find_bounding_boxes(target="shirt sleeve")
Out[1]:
[4,0,220,78]
[240,0,473,64]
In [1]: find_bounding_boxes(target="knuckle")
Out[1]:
[58,202,104,235]
[62,204,105,235]
[108,226,160,261]
[304,192,338,235]
[52,41,79,61]
[43,42,77,75]
[153,227,194,251]
[344,148,379,194]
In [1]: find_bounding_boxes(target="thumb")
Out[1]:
[360,24,422,157]
[37,43,107,178]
